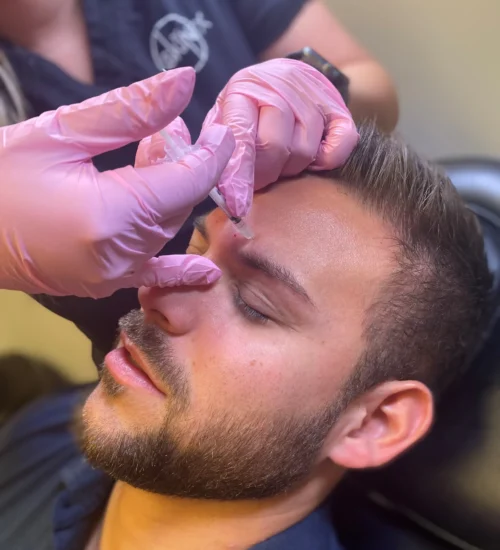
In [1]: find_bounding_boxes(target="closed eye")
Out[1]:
[233,287,270,325]
[186,228,208,256]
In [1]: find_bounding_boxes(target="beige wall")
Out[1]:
[328,0,500,158]
[0,290,95,381]
[1,1,498,381]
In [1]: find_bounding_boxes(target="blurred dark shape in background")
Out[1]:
[0,353,70,424]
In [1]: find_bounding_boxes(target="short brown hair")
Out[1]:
[320,123,492,397]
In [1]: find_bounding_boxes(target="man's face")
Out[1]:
[81,175,396,499]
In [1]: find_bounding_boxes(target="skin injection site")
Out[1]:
[0,1,499,549]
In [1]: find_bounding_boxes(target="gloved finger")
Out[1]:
[163,116,192,147]
[310,114,359,170]
[207,94,259,218]
[135,117,192,168]
[253,102,294,190]
[133,255,221,288]
[118,123,235,222]
[135,135,162,168]
[158,116,193,163]
[44,68,196,160]
[281,110,325,177]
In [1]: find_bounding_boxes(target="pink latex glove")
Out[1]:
[203,58,359,217]
[136,118,199,173]
[0,68,235,298]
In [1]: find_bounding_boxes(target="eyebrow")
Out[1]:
[193,216,315,307]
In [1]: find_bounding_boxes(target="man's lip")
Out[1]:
[119,333,165,395]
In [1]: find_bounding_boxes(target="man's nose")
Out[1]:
[138,285,211,335]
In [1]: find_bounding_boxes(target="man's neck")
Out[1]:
[0,0,93,84]
[97,462,342,550]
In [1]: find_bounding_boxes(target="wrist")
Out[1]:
[285,47,350,105]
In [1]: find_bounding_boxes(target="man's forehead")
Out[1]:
[252,176,392,261]
[251,176,363,242]
[207,175,395,307]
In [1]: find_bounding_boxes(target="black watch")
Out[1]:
[286,47,350,105]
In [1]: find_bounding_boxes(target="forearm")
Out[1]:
[341,60,399,133]
[260,0,399,133]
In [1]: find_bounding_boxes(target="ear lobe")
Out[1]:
[327,381,434,469]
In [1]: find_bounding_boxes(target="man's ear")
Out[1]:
[327,381,434,469]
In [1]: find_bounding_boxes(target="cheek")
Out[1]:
[182,322,341,415]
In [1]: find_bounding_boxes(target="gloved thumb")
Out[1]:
[131,255,221,288]
[135,116,193,169]
[42,68,196,160]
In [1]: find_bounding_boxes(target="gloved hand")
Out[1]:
[0,68,235,299]
[202,58,359,217]
[136,117,202,172]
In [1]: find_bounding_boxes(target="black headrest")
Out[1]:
[443,159,500,217]
[341,159,500,550]
[443,159,500,299]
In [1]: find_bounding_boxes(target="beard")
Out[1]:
[80,309,340,501]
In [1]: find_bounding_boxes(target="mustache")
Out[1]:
[117,309,188,403]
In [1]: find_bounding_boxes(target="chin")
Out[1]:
[82,380,164,438]
[81,383,122,436]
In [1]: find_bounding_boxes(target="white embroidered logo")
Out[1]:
[150,11,213,73]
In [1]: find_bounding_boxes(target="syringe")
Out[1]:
[159,130,253,240]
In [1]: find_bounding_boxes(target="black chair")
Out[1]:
[333,159,500,550]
